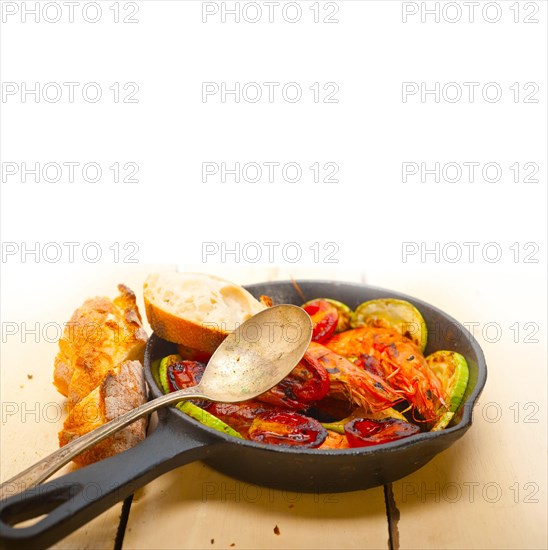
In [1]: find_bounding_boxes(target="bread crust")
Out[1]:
[59,360,147,466]
[54,284,148,404]
[144,297,228,353]
[54,285,148,466]
[143,272,266,353]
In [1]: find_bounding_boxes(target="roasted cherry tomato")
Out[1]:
[321,299,352,333]
[345,418,420,447]
[302,299,339,343]
[166,359,208,408]
[248,411,327,448]
[258,358,330,409]
[167,360,206,392]
[292,358,330,402]
[158,356,209,409]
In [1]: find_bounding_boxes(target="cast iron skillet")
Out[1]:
[0,280,487,549]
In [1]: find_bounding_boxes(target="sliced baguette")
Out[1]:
[59,360,147,466]
[144,272,266,353]
[54,284,148,404]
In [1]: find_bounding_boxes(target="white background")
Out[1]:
[1,0,546,273]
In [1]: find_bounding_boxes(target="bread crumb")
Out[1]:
[210,539,214,545]
[274,525,280,535]
[230,544,235,547]
[27,374,33,380]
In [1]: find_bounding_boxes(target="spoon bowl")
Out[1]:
[198,303,312,402]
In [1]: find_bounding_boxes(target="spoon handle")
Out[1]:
[0,387,204,500]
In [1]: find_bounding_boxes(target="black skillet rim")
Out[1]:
[144,279,488,457]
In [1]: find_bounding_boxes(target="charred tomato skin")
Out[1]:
[167,360,206,392]
[258,358,330,409]
[344,418,420,448]
[302,299,339,343]
[248,411,328,448]
[167,360,208,408]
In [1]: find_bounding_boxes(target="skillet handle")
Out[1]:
[0,411,218,550]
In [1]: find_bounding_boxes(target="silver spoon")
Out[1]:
[0,304,312,500]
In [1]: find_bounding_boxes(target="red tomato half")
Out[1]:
[167,360,208,409]
[302,299,339,343]
[167,360,206,392]
[248,411,327,448]
[291,358,330,402]
[258,357,330,410]
[345,418,420,448]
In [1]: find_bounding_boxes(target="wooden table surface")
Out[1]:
[1,264,546,549]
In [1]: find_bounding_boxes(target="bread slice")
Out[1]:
[54,284,148,404]
[144,272,266,353]
[59,360,147,466]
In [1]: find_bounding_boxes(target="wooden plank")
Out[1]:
[123,463,389,550]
